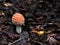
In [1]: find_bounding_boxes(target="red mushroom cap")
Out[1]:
[12,13,25,25]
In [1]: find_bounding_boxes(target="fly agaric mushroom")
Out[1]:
[12,13,25,33]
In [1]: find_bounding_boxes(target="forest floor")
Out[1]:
[0,0,60,45]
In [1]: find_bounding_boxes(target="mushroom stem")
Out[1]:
[16,25,22,33]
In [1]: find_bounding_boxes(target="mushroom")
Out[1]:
[12,13,25,33]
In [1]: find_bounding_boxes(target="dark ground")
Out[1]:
[0,0,60,45]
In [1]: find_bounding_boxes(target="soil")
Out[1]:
[0,0,60,45]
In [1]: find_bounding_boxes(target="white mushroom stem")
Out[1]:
[16,25,22,33]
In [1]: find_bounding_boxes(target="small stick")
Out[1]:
[8,38,24,45]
